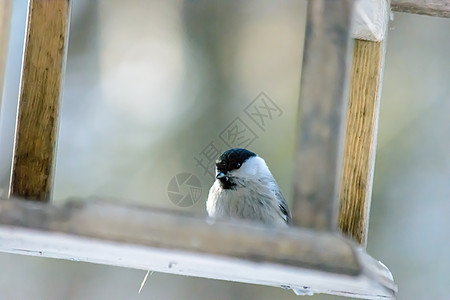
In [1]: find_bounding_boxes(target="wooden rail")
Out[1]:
[0,198,397,299]
[9,0,71,201]
[392,0,450,18]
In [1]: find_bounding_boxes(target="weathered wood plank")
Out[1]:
[338,40,385,247]
[0,0,12,111]
[10,0,71,201]
[293,0,354,230]
[0,198,397,299]
[391,0,450,18]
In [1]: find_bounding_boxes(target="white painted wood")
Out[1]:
[353,0,390,41]
[0,199,397,299]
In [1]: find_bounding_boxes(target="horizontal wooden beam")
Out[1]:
[391,0,450,18]
[0,198,396,299]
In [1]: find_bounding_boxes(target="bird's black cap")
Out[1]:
[215,148,257,174]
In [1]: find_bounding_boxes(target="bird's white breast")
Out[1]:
[206,177,287,227]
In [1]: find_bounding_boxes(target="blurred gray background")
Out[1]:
[0,1,449,299]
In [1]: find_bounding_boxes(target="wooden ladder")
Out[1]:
[0,0,447,298]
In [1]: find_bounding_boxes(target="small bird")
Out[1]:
[206,148,291,226]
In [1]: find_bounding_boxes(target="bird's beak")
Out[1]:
[216,172,227,180]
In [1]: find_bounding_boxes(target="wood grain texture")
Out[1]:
[0,198,397,299]
[391,0,450,17]
[10,0,71,201]
[338,40,384,246]
[293,0,354,230]
[0,0,12,110]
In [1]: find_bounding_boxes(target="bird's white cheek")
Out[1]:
[231,166,256,178]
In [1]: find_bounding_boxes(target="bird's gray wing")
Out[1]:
[274,190,292,224]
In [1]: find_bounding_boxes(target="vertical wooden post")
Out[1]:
[292,0,355,230]
[9,0,71,202]
[338,39,385,246]
[0,0,12,110]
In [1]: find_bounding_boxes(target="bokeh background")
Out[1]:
[0,1,449,299]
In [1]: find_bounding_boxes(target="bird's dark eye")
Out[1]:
[236,163,241,168]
